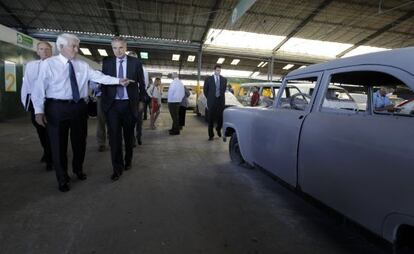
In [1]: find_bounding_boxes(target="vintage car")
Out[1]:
[196,90,242,118]
[236,82,282,107]
[222,47,414,249]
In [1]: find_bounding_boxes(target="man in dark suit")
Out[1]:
[101,37,146,181]
[203,64,227,140]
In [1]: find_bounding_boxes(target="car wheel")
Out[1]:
[229,132,245,165]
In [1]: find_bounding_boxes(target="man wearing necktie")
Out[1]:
[100,37,146,181]
[203,65,227,140]
[32,33,131,192]
[20,41,53,171]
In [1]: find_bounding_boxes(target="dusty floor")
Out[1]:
[0,109,389,254]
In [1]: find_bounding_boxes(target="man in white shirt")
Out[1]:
[167,72,185,135]
[20,41,53,171]
[32,33,130,192]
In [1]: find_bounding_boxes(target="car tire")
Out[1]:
[229,132,245,165]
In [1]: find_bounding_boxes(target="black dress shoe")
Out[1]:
[98,145,106,152]
[46,163,53,171]
[169,130,180,135]
[137,137,142,145]
[59,183,70,192]
[111,173,120,181]
[75,172,87,180]
[208,137,214,141]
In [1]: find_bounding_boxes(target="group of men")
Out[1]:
[21,33,228,192]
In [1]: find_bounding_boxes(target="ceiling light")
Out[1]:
[251,71,260,77]
[187,55,195,62]
[257,62,264,67]
[172,54,180,61]
[80,48,92,55]
[231,59,240,65]
[261,62,268,67]
[283,64,294,70]
[217,57,225,64]
[140,52,149,59]
[97,49,108,56]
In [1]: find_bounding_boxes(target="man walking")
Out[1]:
[32,33,130,192]
[101,37,146,181]
[21,41,53,171]
[167,72,184,135]
[203,65,227,140]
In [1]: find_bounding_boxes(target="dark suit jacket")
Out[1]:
[101,56,146,117]
[203,75,227,110]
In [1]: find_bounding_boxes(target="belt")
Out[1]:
[46,98,85,103]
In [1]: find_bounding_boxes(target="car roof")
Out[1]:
[287,47,414,78]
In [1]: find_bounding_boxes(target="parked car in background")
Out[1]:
[222,47,414,250]
[236,82,282,107]
[161,84,169,102]
[186,86,197,109]
[196,90,242,119]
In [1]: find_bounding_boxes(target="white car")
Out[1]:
[161,85,169,102]
[196,91,242,118]
[186,86,197,109]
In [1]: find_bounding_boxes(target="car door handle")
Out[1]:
[298,115,304,119]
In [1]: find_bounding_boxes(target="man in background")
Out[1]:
[167,72,184,135]
[203,65,227,140]
[21,41,53,171]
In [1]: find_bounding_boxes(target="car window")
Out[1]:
[278,77,318,111]
[322,71,414,117]
[261,87,273,99]
[321,81,363,113]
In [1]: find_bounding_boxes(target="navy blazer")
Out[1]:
[100,56,146,117]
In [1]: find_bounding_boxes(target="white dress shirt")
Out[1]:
[167,78,185,103]
[114,56,128,100]
[21,59,43,111]
[32,54,120,114]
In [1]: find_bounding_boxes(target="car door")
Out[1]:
[251,72,323,186]
[298,66,414,236]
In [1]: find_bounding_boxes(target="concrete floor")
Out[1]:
[0,108,390,254]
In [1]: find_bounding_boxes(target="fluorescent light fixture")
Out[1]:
[279,38,352,58]
[205,29,286,50]
[257,62,264,67]
[80,48,92,55]
[187,55,195,62]
[251,71,260,77]
[140,52,149,59]
[217,57,225,64]
[231,59,240,65]
[283,64,294,70]
[97,49,108,56]
[261,62,268,67]
[172,54,180,61]
[341,46,390,58]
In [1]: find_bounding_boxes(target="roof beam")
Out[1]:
[272,0,335,54]
[336,11,414,57]
[104,0,120,36]
[0,1,27,32]
[200,0,222,44]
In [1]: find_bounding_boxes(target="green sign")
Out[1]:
[16,32,33,48]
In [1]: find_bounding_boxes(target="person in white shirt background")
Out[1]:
[20,41,53,171]
[167,72,185,135]
[146,77,162,129]
[32,33,131,192]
